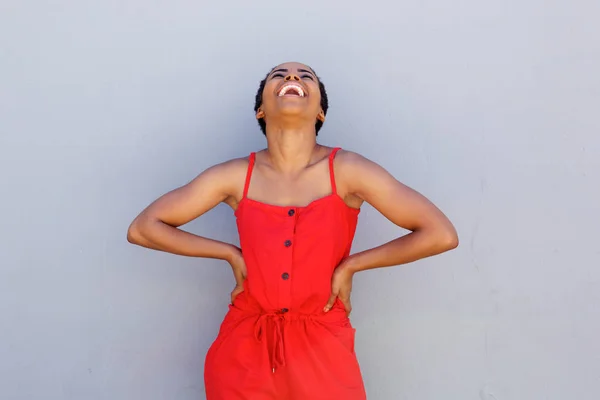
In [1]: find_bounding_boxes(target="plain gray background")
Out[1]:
[1,1,599,399]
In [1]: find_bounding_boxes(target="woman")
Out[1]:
[127,62,458,399]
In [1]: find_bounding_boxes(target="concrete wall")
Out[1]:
[1,1,599,399]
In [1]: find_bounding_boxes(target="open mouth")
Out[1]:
[278,83,305,97]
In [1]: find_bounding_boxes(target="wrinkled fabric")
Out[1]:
[204,148,367,400]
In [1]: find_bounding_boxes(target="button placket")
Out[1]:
[280,208,296,313]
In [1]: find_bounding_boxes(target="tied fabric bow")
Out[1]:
[254,312,286,373]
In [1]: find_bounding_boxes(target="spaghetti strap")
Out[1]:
[243,153,256,199]
[328,147,341,195]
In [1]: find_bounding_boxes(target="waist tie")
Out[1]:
[253,312,286,373]
[250,308,344,373]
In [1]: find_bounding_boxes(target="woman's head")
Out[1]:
[254,62,329,136]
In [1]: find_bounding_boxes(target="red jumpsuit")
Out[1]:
[204,148,367,399]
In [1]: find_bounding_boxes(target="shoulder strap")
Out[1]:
[328,147,341,195]
[242,153,256,198]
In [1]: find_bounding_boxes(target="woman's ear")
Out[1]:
[317,109,325,122]
[256,109,265,119]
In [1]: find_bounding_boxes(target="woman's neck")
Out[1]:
[264,126,321,173]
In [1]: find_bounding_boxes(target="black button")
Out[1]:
[288,209,295,216]
[284,240,292,247]
[281,272,290,280]
[281,308,289,313]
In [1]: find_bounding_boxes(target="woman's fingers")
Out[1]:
[323,293,337,312]
[230,284,244,304]
[339,295,352,316]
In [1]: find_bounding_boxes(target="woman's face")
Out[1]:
[256,62,325,129]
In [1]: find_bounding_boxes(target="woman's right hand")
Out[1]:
[228,247,247,304]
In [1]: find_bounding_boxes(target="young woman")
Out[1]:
[127,62,458,399]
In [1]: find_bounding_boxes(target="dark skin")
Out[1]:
[127,62,459,314]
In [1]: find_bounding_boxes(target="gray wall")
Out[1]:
[1,1,599,399]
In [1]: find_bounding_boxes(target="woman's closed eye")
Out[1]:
[270,73,313,80]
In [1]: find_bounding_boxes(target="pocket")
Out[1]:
[317,311,357,355]
[312,318,363,390]
[329,324,356,354]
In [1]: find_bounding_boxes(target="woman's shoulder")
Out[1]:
[207,155,250,174]
[334,148,392,187]
[334,148,374,169]
[194,154,253,190]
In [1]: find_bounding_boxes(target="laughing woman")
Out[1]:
[127,62,458,400]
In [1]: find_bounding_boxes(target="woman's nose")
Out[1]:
[284,74,300,82]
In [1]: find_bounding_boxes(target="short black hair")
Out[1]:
[253,66,329,136]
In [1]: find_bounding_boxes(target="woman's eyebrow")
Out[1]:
[269,68,288,77]
[298,68,315,77]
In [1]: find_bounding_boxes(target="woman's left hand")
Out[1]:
[324,261,356,316]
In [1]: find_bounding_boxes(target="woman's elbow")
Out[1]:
[424,223,458,253]
[437,226,459,251]
[127,218,144,245]
[443,230,459,250]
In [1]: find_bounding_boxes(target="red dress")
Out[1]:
[204,148,367,399]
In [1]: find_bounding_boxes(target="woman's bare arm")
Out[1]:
[325,151,458,314]
[340,151,458,273]
[126,158,247,263]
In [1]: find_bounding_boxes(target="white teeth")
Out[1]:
[278,84,305,97]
